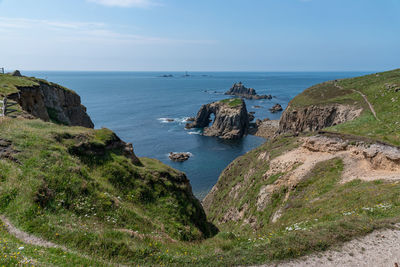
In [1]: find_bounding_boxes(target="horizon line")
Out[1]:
[6,69,385,73]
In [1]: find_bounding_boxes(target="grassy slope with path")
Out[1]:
[0,70,400,266]
[204,69,400,265]
[288,68,400,146]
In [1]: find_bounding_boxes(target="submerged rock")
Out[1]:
[169,152,191,162]
[225,82,272,100]
[186,98,249,139]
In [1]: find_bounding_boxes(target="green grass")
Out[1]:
[0,74,38,96]
[0,118,216,266]
[0,220,108,267]
[204,145,400,265]
[1,70,400,266]
[288,69,400,146]
[219,98,243,107]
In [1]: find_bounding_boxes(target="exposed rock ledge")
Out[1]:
[204,134,400,227]
[249,119,279,139]
[279,104,362,134]
[8,78,94,128]
[225,82,272,100]
[186,99,249,139]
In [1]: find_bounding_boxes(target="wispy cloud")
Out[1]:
[0,17,215,45]
[86,0,159,8]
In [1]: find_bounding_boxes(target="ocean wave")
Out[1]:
[188,130,202,135]
[158,117,191,124]
[158,118,174,123]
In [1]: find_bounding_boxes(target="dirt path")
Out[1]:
[0,215,61,248]
[333,82,379,121]
[258,225,400,267]
[0,215,129,266]
[351,89,379,121]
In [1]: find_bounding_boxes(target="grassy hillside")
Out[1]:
[203,69,400,265]
[0,118,218,265]
[288,69,400,146]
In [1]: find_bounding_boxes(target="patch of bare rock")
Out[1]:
[249,119,279,139]
[279,104,362,134]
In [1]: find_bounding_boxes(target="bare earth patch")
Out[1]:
[257,135,400,216]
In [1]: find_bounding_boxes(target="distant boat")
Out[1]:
[183,71,190,77]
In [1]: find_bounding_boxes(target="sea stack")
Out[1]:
[186,98,250,139]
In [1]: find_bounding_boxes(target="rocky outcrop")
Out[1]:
[11,70,22,77]
[269,103,283,113]
[279,104,362,134]
[186,99,250,139]
[249,119,279,139]
[8,80,94,128]
[67,130,142,166]
[225,82,272,100]
[169,152,191,162]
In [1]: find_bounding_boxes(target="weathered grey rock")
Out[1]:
[11,70,22,77]
[225,82,272,100]
[8,80,94,128]
[186,99,250,139]
[279,104,362,134]
[269,103,283,113]
[169,152,191,162]
[248,112,255,121]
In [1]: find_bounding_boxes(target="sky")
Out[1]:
[0,0,399,71]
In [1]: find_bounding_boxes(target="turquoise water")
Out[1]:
[24,71,370,199]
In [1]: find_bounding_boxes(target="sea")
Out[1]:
[24,71,370,199]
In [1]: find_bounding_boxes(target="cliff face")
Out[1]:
[186,98,250,139]
[225,82,272,100]
[278,104,362,134]
[8,79,94,128]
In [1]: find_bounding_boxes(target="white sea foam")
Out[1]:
[158,117,191,124]
[188,131,202,135]
[157,118,174,123]
[166,152,194,157]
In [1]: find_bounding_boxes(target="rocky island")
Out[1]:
[169,152,191,162]
[186,98,250,139]
[225,82,272,100]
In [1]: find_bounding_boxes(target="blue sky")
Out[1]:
[0,0,399,71]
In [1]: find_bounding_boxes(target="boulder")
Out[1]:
[169,152,191,162]
[11,70,22,77]
[269,104,283,113]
